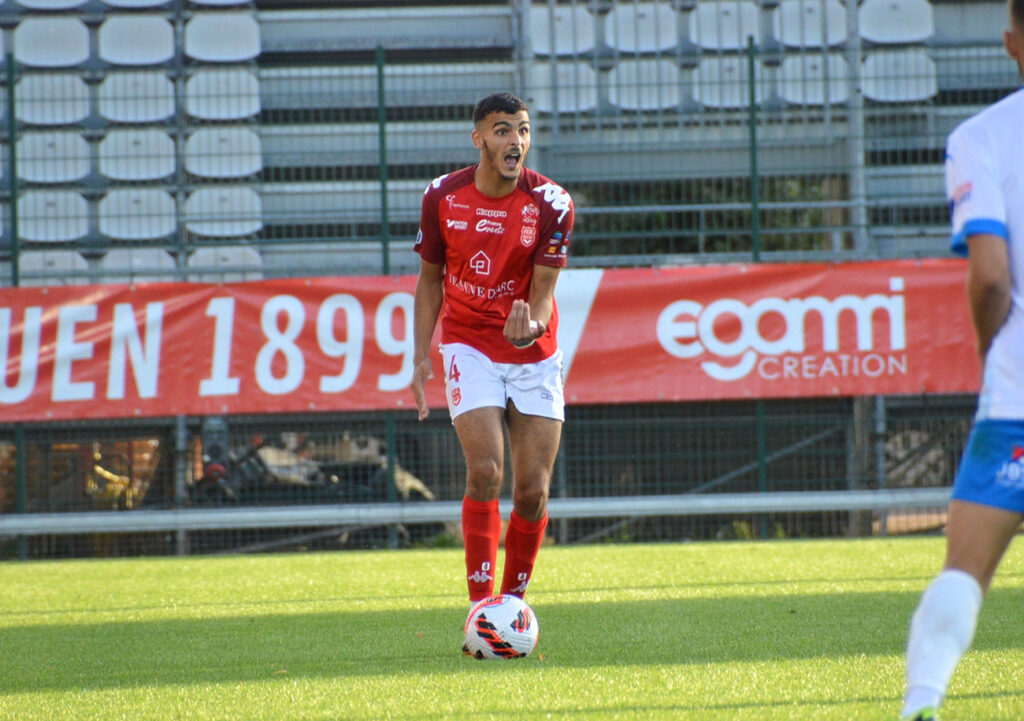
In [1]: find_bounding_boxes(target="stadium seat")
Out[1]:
[15,0,89,9]
[98,71,175,123]
[184,187,263,238]
[606,2,679,54]
[861,49,937,102]
[185,69,261,120]
[773,0,847,48]
[860,0,934,45]
[185,13,261,62]
[14,18,90,68]
[528,2,596,56]
[99,188,176,241]
[98,129,176,182]
[693,55,768,108]
[99,15,175,66]
[608,60,682,111]
[99,247,178,283]
[184,127,262,179]
[186,245,263,282]
[18,191,90,243]
[16,74,90,126]
[528,62,598,114]
[18,250,90,286]
[17,131,91,183]
[778,53,850,105]
[101,0,171,7]
[690,0,761,50]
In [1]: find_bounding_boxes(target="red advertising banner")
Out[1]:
[1,259,977,422]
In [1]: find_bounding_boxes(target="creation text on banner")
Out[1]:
[0,259,977,422]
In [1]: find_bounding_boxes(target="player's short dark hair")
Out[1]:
[473,93,529,124]
[1013,0,1024,27]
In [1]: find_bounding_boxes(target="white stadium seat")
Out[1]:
[528,3,596,56]
[15,0,89,9]
[98,129,176,181]
[528,62,598,114]
[185,69,261,120]
[779,53,850,105]
[693,55,769,108]
[102,0,171,7]
[185,13,261,62]
[187,245,263,282]
[773,0,847,48]
[99,248,178,283]
[860,0,934,45]
[18,191,90,242]
[98,72,176,123]
[99,189,176,241]
[608,60,682,111]
[606,2,679,53]
[17,132,91,183]
[99,15,175,66]
[18,251,90,286]
[690,0,761,51]
[14,18,90,68]
[862,48,937,102]
[16,74,90,126]
[184,187,263,238]
[184,127,262,179]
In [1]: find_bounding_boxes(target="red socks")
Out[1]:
[500,510,548,598]
[462,496,500,602]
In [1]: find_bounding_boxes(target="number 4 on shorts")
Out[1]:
[448,358,460,383]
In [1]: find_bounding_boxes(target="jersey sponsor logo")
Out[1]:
[446,193,470,210]
[426,174,449,193]
[476,208,507,218]
[520,225,537,247]
[522,204,539,225]
[951,181,972,210]
[534,182,571,222]
[446,219,468,230]
[469,250,492,275]
[475,219,504,235]
[657,277,908,383]
[995,445,1024,491]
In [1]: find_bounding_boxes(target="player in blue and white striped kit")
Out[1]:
[899,3,1024,720]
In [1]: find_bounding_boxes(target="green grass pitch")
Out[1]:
[1,537,1023,721]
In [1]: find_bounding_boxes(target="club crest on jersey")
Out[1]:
[520,225,537,248]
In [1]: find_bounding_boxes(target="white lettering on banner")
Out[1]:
[375,292,414,392]
[256,295,306,395]
[533,182,571,222]
[0,307,41,404]
[200,297,240,396]
[656,277,907,382]
[107,303,163,400]
[53,304,97,401]
[318,294,364,393]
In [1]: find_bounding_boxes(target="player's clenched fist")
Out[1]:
[504,299,543,348]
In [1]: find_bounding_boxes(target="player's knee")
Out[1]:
[465,457,502,487]
[513,483,549,520]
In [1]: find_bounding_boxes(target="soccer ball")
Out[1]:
[462,594,539,660]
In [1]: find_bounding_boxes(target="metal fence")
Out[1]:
[0,0,1001,557]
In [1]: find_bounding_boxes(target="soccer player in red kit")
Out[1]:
[409,93,573,618]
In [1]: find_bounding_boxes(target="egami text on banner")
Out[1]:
[0,260,977,422]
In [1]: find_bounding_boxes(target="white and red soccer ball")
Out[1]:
[463,594,539,660]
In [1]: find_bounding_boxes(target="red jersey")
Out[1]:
[415,165,574,363]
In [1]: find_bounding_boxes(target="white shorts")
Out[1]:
[440,342,565,422]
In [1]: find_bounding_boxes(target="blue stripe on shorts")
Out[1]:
[952,419,1024,513]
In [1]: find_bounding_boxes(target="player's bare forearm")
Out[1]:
[526,265,561,329]
[412,260,444,419]
[966,234,1011,363]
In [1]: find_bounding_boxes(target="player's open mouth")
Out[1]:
[503,151,521,171]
